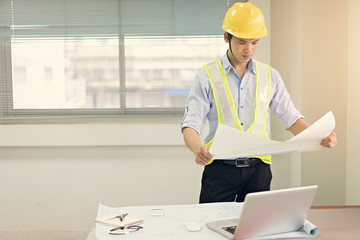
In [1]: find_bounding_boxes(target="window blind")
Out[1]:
[0,0,241,122]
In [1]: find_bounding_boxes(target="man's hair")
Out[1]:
[228,33,233,42]
[227,33,233,55]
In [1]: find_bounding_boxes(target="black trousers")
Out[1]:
[199,160,272,203]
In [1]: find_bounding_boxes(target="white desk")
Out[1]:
[86,205,360,240]
[94,202,244,240]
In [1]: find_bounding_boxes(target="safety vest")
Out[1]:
[203,59,272,164]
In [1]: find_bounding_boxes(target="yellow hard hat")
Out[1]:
[222,2,267,39]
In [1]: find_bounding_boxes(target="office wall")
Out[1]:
[346,0,360,204]
[271,0,360,206]
[269,0,304,191]
[300,0,348,206]
[268,0,351,195]
[0,145,202,229]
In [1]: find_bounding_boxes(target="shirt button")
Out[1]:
[240,106,244,109]
[240,88,243,90]
[241,123,244,126]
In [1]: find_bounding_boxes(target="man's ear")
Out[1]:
[224,32,229,43]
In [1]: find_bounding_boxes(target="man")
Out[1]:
[181,2,337,204]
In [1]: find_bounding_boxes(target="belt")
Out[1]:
[213,158,261,167]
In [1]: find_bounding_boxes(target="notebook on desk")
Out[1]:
[206,185,318,240]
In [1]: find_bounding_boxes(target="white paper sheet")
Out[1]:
[209,111,335,159]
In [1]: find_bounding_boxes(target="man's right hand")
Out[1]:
[183,127,213,166]
[195,145,213,166]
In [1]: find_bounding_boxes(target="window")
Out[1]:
[0,0,235,122]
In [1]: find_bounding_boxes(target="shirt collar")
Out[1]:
[221,51,256,75]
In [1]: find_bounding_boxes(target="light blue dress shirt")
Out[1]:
[181,52,303,145]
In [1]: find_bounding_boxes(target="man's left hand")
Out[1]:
[321,131,337,148]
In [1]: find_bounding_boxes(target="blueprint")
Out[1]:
[209,111,335,159]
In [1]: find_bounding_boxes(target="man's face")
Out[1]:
[224,33,260,64]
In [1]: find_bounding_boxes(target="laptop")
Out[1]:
[206,185,318,240]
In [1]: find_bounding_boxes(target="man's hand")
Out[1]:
[183,127,213,166]
[321,131,337,148]
[289,118,337,149]
[195,145,213,166]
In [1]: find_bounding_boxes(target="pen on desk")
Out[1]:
[110,226,125,232]
[119,213,128,222]
[108,213,128,222]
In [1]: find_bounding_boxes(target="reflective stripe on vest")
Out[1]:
[203,59,272,164]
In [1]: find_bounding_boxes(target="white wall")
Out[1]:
[271,0,360,206]
[269,0,305,191]
[0,144,203,230]
[346,0,360,204]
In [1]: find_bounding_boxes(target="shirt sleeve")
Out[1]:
[269,68,304,129]
[180,69,212,135]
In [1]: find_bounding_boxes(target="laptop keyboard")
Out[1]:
[222,225,237,235]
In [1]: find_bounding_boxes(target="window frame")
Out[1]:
[0,0,236,123]
[0,35,188,123]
